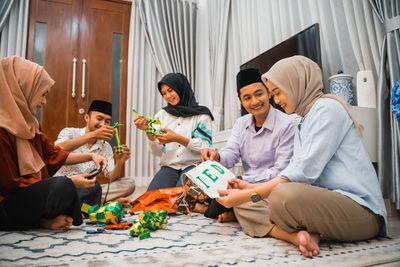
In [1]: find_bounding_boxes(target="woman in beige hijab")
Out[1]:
[216,56,386,257]
[0,56,107,230]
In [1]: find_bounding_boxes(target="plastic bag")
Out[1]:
[129,187,183,214]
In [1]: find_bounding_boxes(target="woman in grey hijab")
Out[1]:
[216,56,386,258]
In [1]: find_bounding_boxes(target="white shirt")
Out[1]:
[219,106,297,183]
[54,127,115,177]
[147,109,213,170]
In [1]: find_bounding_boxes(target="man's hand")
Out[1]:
[216,188,250,208]
[201,148,220,162]
[90,125,114,142]
[117,197,131,208]
[68,173,97,188]
[90,153,108,170]
[228,178,252,190]
[133,117,148,131]
[114,144,130,164]
[155,128,178,144]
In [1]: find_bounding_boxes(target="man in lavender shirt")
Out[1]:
[199,68,297,235]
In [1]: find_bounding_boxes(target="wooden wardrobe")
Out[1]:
[27,0,131,143]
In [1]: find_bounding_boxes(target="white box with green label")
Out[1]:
[185,160,235,198]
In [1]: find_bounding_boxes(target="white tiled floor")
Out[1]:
[127,187,400,238]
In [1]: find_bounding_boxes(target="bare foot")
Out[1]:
[40,215,73,230]
[295,231,320,257]
[193,203,208,214]
[117,197,131,208]
[217,211,236,223]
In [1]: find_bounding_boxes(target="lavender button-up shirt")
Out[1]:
[219,106,297,183]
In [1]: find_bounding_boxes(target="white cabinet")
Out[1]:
[352,106,378,162]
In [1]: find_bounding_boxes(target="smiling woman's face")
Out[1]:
[30,90,49,115]
[266,80,296,114]
[160,84,180,106]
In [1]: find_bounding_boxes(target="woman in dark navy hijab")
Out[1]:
[134,73,213,191]
[158,73,214,120]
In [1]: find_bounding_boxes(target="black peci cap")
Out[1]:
[236,68,263,94]
[88,100,112,116]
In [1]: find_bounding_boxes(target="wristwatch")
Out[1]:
[250,188,262,203]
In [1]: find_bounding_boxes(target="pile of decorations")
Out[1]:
[81,200,168,240]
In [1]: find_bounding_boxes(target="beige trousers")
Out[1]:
[234,200,274,237]
[101,177,135,201]
[235,183,381,241]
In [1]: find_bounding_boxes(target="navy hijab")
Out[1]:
[157,73,214,120]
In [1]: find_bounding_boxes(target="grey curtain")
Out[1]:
[0,0,29,58]
[208,0,230,131]
[139,0,197,86]
[0,0,15,32]
[369,0,400,209]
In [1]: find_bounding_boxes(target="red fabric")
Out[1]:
[0,127,69,202]
[129,187,183,214]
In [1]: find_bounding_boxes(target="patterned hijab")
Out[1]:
[157,73,214,120]
[0,56,55,177]
[261,56,363,136]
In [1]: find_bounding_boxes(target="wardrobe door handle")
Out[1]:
[72,58,77,98]
[81,59,86,98]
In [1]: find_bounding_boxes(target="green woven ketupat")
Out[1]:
[129,210,168,240]
[147,118,156,123]
[88,201,124,225]
[146,117,165,135]
[146,127,155,135]
[113,123,123,154]
[116,144,123,154]
[97,212,106,221]
[131,109,166,136]
[87,204,99,215]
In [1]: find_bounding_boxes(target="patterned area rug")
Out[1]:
[1,213,400,266]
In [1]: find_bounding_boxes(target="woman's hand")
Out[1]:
[146,133,157,141]
[68,173,96,188]
[134,117,158,141]
[216,188,251,208]
[90,153,108,170]
[134,117,148,131]
[155,128,178,144]
[228,178,253,190]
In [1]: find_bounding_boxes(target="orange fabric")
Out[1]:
[103,222,132,229]
[0,56,55,178]
[129,187,183,214]
[0,127,69,202]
